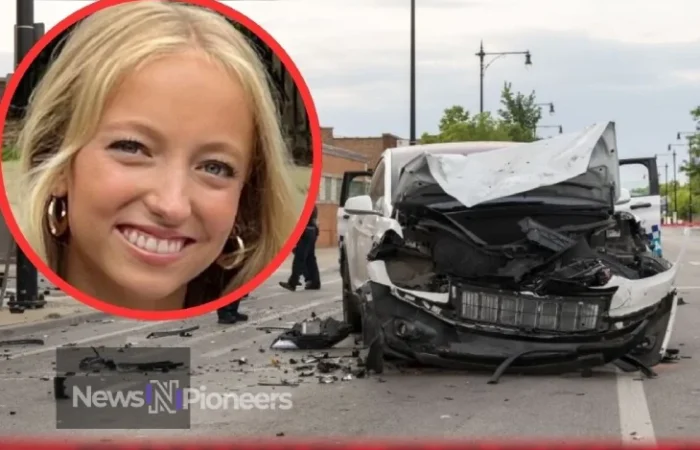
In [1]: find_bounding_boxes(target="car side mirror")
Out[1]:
[617,188,631,205]
[344,195,381,216]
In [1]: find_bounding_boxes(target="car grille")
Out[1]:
[450,282,609,333]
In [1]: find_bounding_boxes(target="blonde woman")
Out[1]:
[13,1,303,311]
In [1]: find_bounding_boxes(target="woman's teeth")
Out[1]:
[120,228,185,254]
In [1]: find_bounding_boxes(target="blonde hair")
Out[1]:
[16,0,303,306]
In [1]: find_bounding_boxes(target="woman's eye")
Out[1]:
[107,139,146,154]
[199,160,236,178]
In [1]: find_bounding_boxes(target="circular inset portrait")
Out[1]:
[0,0,321,320]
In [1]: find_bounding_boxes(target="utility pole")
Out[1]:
[409,0,416,145]
[667,144,678,221]
[9,0,46,313]
[688,136,694,223]
[477,41,484,115]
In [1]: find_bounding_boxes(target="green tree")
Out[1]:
[420,107,514,143]
[497,82,542,142]
[680,106,700,184]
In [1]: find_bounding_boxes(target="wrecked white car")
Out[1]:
[339,122,679,383]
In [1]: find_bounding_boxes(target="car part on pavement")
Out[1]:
[0,338,45,346]
[146,325,200,339]
[270,317,352,350]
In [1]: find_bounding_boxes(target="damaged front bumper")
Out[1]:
[361,279,677,382]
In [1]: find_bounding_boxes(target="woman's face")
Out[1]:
[61,50,255,309]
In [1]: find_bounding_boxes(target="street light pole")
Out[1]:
[409,0,416,145]
[10,0,45,313]
[476,41,532,114]
[667,144,682,221]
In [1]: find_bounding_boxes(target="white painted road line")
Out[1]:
[617,370,656,445]
[2,280,342,361]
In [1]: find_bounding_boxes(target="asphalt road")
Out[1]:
[0,228,697,442]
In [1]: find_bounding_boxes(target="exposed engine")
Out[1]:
[367,202,672,334]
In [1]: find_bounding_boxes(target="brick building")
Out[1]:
[320,126,405,169]
[316,144,369,248]
[313,126,406,248]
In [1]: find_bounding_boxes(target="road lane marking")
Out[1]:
[1,280,342,361]
[617,370,656,445]
[168,290,341,349]
[1,321,169,361]
[103,304,343,392]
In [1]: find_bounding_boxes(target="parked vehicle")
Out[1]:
[337,122,677,381]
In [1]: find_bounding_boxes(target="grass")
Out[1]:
[2,147,19,162]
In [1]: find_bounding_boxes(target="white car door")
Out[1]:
[617,157,663,255]
[347,158,388,292]
[337,170,373,246]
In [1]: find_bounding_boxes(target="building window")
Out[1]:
[319,175,339,204]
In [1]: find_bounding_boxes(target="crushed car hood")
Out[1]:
[393,122,620,208]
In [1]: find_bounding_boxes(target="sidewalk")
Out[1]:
[0,246,341,332]
[0,296,97,331]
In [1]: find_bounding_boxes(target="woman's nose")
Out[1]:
[143,174,192,225]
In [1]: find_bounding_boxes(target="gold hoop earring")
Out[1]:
[217,235,245,270]
[46,196,68,237]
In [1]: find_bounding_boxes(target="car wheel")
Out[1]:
[341,258,362,332]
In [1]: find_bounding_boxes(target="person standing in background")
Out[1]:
[279,205,320,291]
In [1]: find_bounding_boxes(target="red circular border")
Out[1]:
[0,0,322,321]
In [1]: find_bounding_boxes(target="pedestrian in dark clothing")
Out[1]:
[280,206,320,291]
[217,293,249,324]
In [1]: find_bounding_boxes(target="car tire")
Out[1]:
[341,257,362,332]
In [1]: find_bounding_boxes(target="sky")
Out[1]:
[1,0,699,186]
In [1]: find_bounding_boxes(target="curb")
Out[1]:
[0,310,108,337]
[0,265,342,336]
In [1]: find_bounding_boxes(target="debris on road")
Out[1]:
[146,325,199,339]
[0,338,45,346]
[258,379,299,387]
[76,347,185,373]
[270,317,352,350]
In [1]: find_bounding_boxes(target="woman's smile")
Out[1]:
[115,224,195,267]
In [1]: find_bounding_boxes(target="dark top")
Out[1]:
[308,205,318,229]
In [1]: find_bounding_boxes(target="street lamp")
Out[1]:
[8,0,47,313]
[536,102,555,115]
[409,0,416,145]
[667,143,688,221]
[476,41,532,113]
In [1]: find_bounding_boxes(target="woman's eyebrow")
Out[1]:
[100,119,166,142]
[198,141,246,159]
